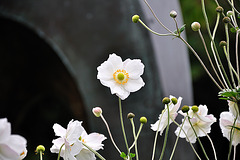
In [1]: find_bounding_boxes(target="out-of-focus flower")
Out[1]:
[151,96,182,135]
[76,129,106,160]
[219,100,240,146]
[97,53,145,100]
[175,105,216,143]
[50,120,84,160]
[0,118,27,160]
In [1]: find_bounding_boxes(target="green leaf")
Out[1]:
[174,24,186,34]
[120,152,127,159]
[228,125,240,131]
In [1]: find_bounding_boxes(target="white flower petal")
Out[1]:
[76,149,96,160]
[66,120,83,144]
[5,135,27,156]
[97,61,114,81]
[83,133,107,151]
[0,144,20,160]
[107,54,123,71]
[124,78,145,92]
[0,118,11,143]
[53,123,66,137]
[123,59,144,79]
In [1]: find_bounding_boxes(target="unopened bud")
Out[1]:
[127,112,135,119]
[223,17,231,23]
[162,97,170,104]
[181,105,189,113]
[36,145,45,153]
[92,107,102,117]
[170,10,177,18]
[216,6,224,13]
[140,117,147,124]
[191,22,201,31]
[227,11,234,17]
[171,97,178,105]
[132,15,140,23]
[191,105,199,113]
[219,41,227,47]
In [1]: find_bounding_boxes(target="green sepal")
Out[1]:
[174,24,186,34]
[120,152,127,159]
[130,153,136,158]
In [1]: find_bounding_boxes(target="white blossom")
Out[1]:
[97,53,145,100]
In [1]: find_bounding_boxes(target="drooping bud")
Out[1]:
[219,41,227,47]
[92,107,102,117]
[162,97,170,104]
[36,145,45,153]
[191,22,201,31]
[223,17,231,23]
[227,11,234,17]
[140,116,147,124]
[127,112,135,119]
[171,97,178,105]
[191,105,199,113]
[181,105,189,113]
[132,15,140,23]
[170,10,177,18]
[216,6,224,13]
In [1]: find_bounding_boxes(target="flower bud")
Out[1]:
[132,15,140,23]
[36,145,45,153]
[127,112,135,119]
[219,41,227,47]
[170,10,177,18]
[227,11,234,17]
[223,17,231,23]
[171,97,178,105]
[92,107,102,117]
[162,97,170,104]
[191,105,199,113]
[140,116,147,124]
[181,105,189,113]
[216,6,224,13]
[191,22,201,31]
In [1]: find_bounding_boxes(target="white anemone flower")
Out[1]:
[219,111,240,146]
[97,53,145,100]
[0,118,27,160]
[76,129,106,160]
[175,105,216,143]
[151,96,182,135]
[50,120,84,160]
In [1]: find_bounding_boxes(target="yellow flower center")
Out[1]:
[113,69,129,84]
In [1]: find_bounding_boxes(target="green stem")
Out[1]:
[130,118,139,160]
[119,98,130,156]
[57,144,65,160]
[159,104,170,160]
[187,116,209,160]
[227,116,238,160]
[39,150,43,160]
[82,143,106,160]
[236,31,240,85]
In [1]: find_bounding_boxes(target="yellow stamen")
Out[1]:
[113,69,129,84]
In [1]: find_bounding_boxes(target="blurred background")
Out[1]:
[0,0,239,159]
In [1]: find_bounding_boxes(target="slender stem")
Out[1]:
[171,120,201,160]
[129,123,143,150]
[130,118,139,160]
[227,116,238,160]
[179,36,222,90]
[233,145,236,160]
[39,151,43,160]
[159,104,170,160]
[198,28,225,88]
[82,143,106,160]
[100,114,121,154]
[57,144,65,160]
[143,0,174,34]
[236,31,240,85]
[119,98,130,155]
[187,116,209,160]
[169,117,187,160]
[138,19,176,37]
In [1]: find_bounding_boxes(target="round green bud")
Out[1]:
[191,105,199,113]
[223,17,231,23]
[170,10,177,18]
[36,145,45,153]
[140,116,147,124]
[171,97,178,105]
[162,97,170,104]
[92,107,102,117]
[132,15,140,23]
[219,41,227,47]
[191,22,201,31]
[181,105,189,113]
[216,6,224,13]
[127,112,135,119]
[227,11,234,17]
